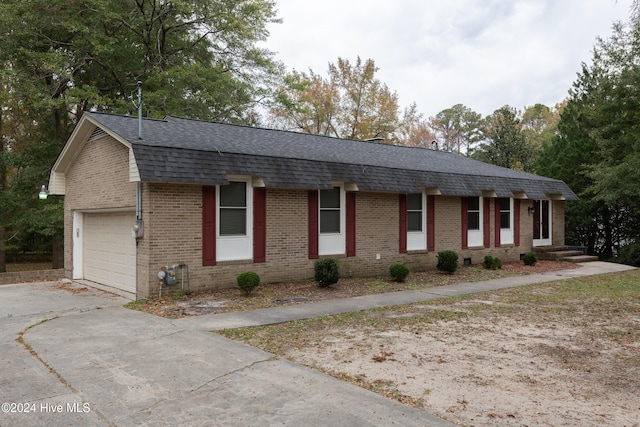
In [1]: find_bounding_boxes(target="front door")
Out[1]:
[532,200,551,246]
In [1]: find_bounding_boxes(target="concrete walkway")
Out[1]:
[174,261,635,331]
[1,262,634,426]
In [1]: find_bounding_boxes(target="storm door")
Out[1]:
[532,200,551,246]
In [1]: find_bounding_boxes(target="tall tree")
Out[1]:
[0,75,7,271]
[397,103,437,148]
[329,57,399,141]
[269,69,340,136]
[429,104,484,155]
[473,105,533,171]
[268,56,429,145]
[536,20,640,257]
[2,0,281,121]
[521,102,564,156]
[0,0,282,271]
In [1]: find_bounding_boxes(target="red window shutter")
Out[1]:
[461,197,468,250]
[346,192,356,257]
[399,194,407,253]
[202,186,216,266]
[484,198,491,248]
[494,198,501,247]
[253,188,266,263]
[427,195,435,252]
[514,199,521,247]
[308,190,319,259]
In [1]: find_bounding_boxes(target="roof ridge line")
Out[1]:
[132,142,562,182]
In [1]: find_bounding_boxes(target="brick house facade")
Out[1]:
[49,113,576,299]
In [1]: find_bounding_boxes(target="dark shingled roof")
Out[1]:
[86,112,578,200]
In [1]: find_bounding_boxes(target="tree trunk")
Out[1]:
[0,77,6,273]
[601,206,614,259]
[0,227,6,273]
[52,233,64,269]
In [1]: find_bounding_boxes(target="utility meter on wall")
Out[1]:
[157,266,178,285]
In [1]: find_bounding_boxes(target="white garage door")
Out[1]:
[84,212,136,294]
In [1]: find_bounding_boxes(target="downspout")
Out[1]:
[135,81,144,234]
[136,182,142,222]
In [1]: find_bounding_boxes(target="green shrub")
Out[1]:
[237,271,260,295]
[483,255,502,270]
[314,258,340,288]
[389,263,410,282]
[522,252,538,266]
[615,243,640,266]
[437,250,459,274]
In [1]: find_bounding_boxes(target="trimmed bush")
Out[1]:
[314,257,340,288]
[522,252,538,266]
[389,263,410,282]
[615,243,640,267]
[437,250,459,274]
[237,272,260,295]
[483,255,502,270]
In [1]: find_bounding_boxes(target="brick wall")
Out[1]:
[139,186,315,297]
[63,135,136,280]
[138,188,556,297]
[61,138,566,297]
[552,200,565,246]
[0,270,64,286]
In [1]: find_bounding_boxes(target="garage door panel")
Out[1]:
[84,212,136,293]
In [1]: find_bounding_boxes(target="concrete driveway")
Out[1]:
[0,280,450,426]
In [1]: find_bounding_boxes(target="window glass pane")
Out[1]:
[500,212,510,229]
[468,196,479,211]
[499,197,510,211]
[468,212,480,230]
[220,182,246,207]
[320,187,341,208]
[219,208,246,235]
[407,193,422,211]
[320,210,340,233]
[407,212,422,231]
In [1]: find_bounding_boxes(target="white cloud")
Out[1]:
[264,0,632,117]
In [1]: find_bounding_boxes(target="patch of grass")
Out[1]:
[124,299,151,311]
[625,355,640,367]
[326,371,425,408]
[464,267,509,282]
[124,291,189,312]
[368,280,392,290]
[219,305,468,355]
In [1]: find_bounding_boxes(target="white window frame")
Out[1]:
[499,197,514,245]
[319,185,346,255]
[407,192,427,251]
[468,196,483,247]
[216,176,253,261]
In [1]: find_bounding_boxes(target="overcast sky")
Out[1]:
[262,0,633,118]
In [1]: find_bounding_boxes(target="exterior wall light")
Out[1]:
[39,185,49,200]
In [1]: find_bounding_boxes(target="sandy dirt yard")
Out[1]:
[141,262,639,426]
[279,275,640,426]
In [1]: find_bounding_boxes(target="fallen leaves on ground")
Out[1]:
[135,261,578,318]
